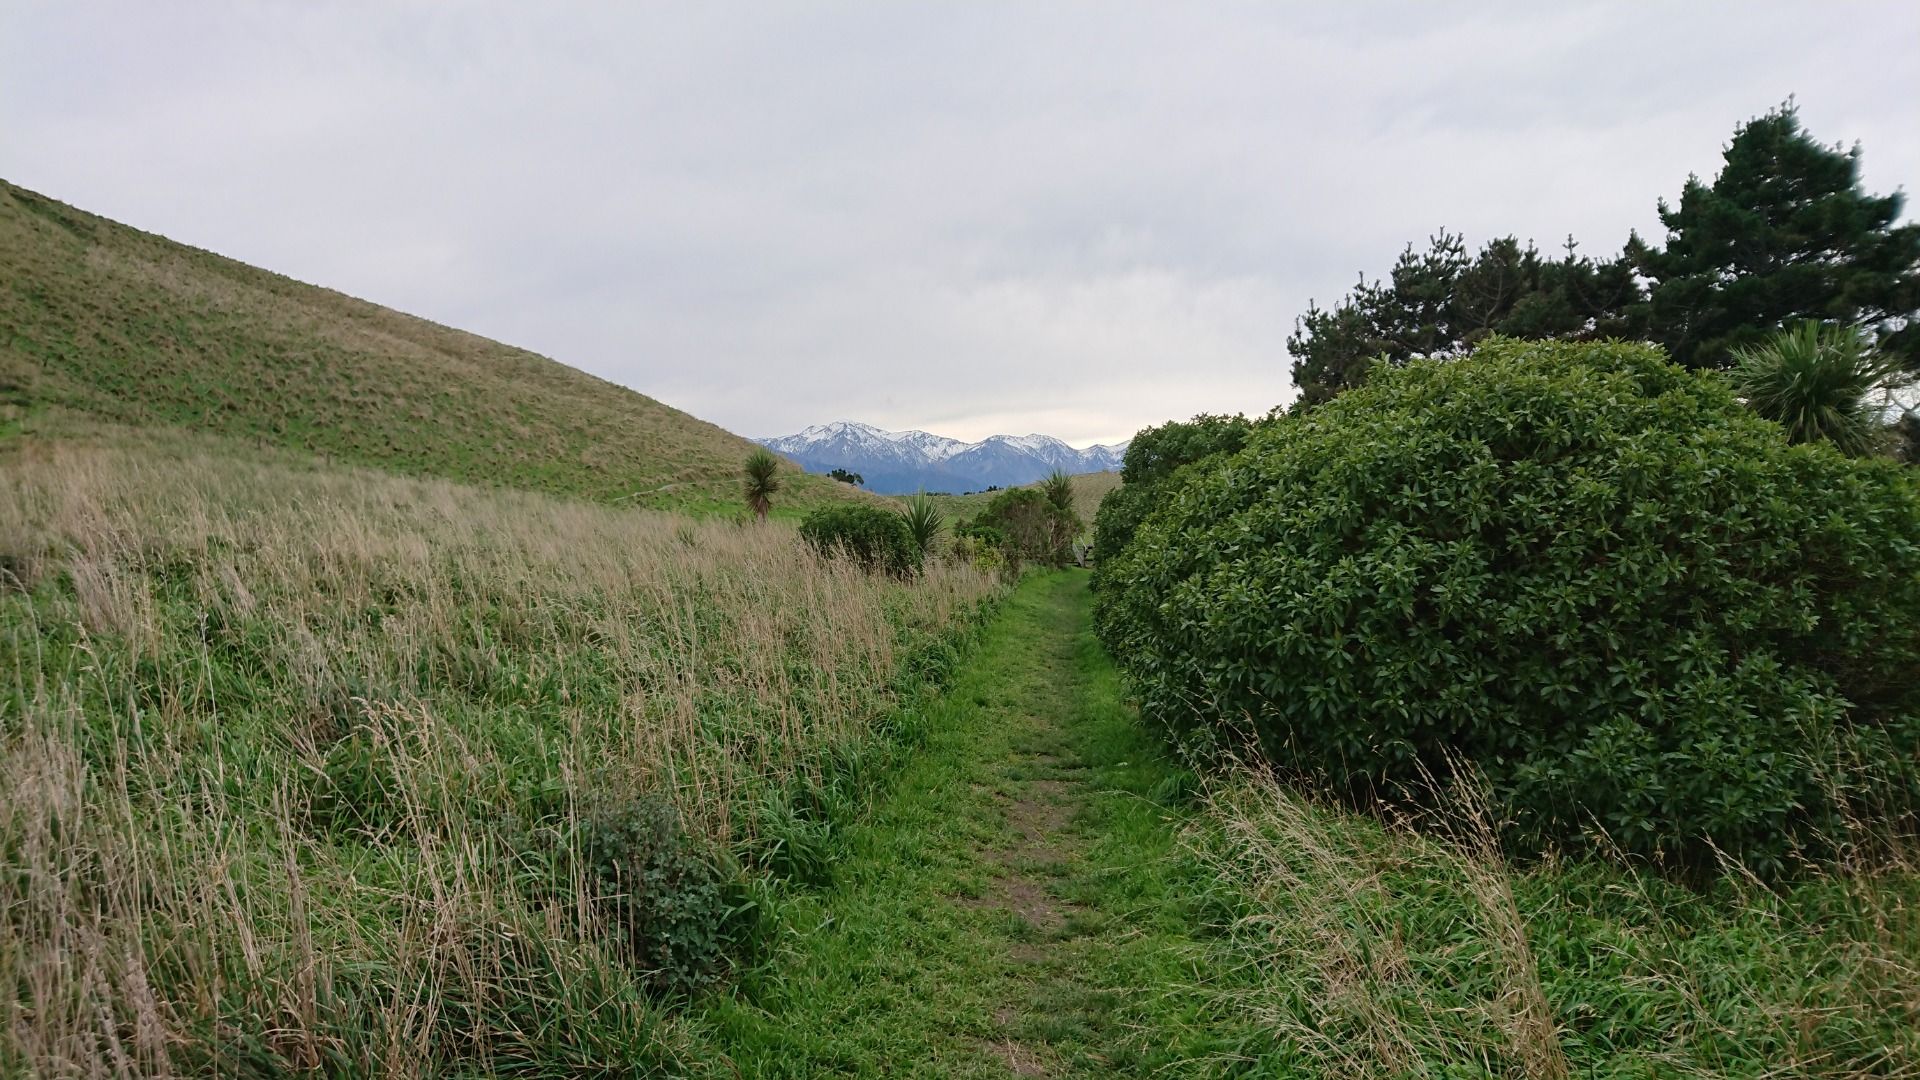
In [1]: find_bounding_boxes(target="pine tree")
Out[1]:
[1630,103,1920,371]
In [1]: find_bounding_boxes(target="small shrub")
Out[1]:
[1101,338,1920,874]
[799,505,920,577]
[978,487,1076,570]
[576,794,740,997]
[742,448,781,520]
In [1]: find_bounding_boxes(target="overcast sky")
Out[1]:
[5,3,1918,445]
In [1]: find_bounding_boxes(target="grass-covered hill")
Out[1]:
[0,178,855,513]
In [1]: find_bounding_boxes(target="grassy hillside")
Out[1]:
[0,178,853,514]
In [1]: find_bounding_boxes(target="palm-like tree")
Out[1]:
[899,491,945,556]
[1040,470,1075,514]
[743,448,782,521]
[1731,322,1898,456]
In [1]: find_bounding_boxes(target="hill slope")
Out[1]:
[0,179,852,512]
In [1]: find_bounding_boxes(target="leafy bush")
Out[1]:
[1099,338,1920,873]
[978,487,1077,570]
[1091,413,1259,590]
[799,504,920,577]
[577,794,742,997]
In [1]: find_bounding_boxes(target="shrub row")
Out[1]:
[1097,339,1920,874]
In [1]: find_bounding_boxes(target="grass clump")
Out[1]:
[1186,766,1920,1077]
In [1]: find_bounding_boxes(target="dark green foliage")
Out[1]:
[1092,413,1260,592]
[828,467,864,486]
[977,487,1077,570]
[1732,321,1901,455]
[1287,232,1643,408]
[577,794,740,997]
[1118,413,1258,487]
[1631,103,1920,372]
[1099,338,1920,873]
[800,504,920,577]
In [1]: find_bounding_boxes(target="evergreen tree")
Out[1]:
[1630,103,1920,371]
[1287,233,1641,409]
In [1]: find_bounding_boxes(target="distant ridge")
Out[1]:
[0,179,858,512]
[759,420,1128,494]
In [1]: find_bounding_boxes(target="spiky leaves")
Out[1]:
[1731,322,1900,456]
[743,448,782,521]
[899,491,945,557]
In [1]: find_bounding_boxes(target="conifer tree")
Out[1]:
[1630,103,1920,371]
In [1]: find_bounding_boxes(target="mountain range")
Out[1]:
[758,421,1129,495]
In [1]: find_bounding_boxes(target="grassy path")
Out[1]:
[688,570,1221,1077]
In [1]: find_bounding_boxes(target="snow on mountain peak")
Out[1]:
[756,420,1130,495]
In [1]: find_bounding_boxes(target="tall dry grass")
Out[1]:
[0,436,997,1074]
[1186,765,1920,1077]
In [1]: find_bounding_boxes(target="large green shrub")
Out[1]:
[799,504,920,577]
[1099,338,1920,873]
[1091,413,1258,588]
[978,487,1077,570]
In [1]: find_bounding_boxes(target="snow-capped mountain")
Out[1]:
[758,421,1128,495]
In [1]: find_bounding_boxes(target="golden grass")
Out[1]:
[0,436,998,1073]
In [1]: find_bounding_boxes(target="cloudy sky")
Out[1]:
[5,3,1918,445]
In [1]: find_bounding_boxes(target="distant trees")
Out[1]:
[1287,234,1643,409]
[828,467,864,486]
[977,487,1077,571]
[743,448,781,521]
[1288,103,1920,407]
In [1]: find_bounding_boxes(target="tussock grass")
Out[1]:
[0,438,998,1073]
[1186,767,1920,1077]
[0,178,858,513]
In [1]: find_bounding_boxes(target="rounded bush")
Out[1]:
[1098,339,1920,873]
[799,505,920,577]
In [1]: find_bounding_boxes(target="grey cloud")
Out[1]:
[5,2,1917,445]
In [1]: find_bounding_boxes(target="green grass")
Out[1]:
[680,571,1920,1078]
[0,438,1000,1074]
[682,571,1239,1076]
[0,178,860,514]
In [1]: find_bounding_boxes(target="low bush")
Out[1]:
[977,487,1077,570]
[1100,338,1920,873]
[577,794,744,997]
[799,504,920,577]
